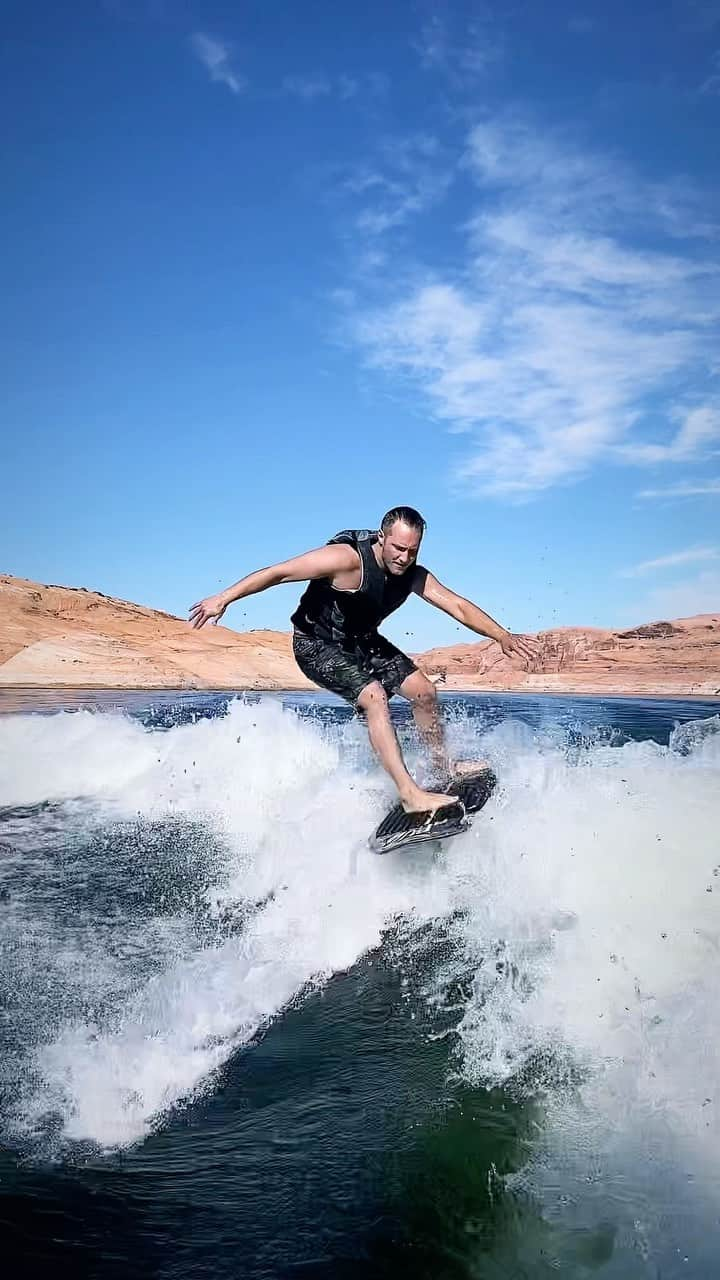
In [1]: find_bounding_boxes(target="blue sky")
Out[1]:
[4,0,719,649]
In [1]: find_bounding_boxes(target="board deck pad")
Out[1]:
[369,767,497,854]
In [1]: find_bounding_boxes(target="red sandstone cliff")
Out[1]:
[0,575,718,697]
[420,618,720,698]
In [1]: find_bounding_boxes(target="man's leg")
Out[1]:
[398,669,489,781]
[292,631,457,815]
[398,669,451,776]
[357,680,457,815]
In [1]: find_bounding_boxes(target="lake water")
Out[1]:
[1,687,719,1278]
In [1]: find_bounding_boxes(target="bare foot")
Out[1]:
[401,786,459,816]
[450,759,490,778]
[430,758,490,787]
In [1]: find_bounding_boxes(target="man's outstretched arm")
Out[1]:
[189,544,358,629]
[413,569,537,665]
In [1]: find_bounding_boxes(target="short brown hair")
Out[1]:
[380,506,426,535]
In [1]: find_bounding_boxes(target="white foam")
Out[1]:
[441,717,720,1232]
[2,700,453,1148]
[1,698,719,1195]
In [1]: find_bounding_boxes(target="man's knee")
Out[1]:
[403,671,438,708]
[356,680,388,715]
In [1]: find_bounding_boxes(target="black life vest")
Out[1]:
[290,529,421,645]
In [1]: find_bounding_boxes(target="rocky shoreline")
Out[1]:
[1,574,718,698]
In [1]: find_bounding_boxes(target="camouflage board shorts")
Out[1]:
[292,629,417,705]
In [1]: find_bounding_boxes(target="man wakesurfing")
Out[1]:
[189,506,536,816]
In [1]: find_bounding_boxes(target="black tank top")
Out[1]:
[291,529,423,645]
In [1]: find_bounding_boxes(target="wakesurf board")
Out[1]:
[369,766,497,855]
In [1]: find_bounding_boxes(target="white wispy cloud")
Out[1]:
[627,569,720,623]
[338,74,359,100]
[281,72,388,103]
[190,33,245,95]
[281,74,333,100]
[638,478,720,498]
[345,133,454,237]
[700,50,720,94]
[568,15,597,34]
[413,13,502,79]
[348,114,719,497]
[620,546,719,577]
[619,405,720,464]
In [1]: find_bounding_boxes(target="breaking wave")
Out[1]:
[0,695,718,1219]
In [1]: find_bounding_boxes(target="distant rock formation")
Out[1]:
[1,574,718,697]
[617,622,679,640]
[420,618,720,697]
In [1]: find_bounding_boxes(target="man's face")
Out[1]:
[378,521,422,575]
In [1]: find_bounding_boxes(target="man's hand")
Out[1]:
[498,631,537,667]
[189,593,228,629]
